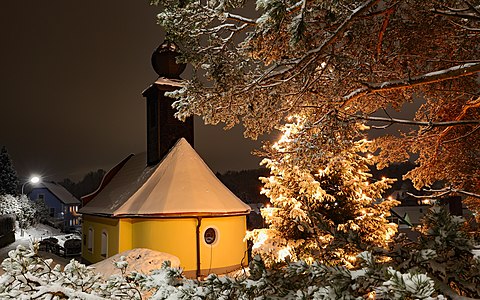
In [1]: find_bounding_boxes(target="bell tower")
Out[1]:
[142,41,194,166]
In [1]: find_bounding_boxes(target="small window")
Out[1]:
[49,208,55,217]
[88,228,94,252]
[38,194,45,201]
[204,227,217,245]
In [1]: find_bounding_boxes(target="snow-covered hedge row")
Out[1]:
[0,206,478,299]
[0,243,446,300]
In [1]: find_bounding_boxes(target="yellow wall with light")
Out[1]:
[82,214,248,276]
[199,216,248,276]
[82,215,119,263]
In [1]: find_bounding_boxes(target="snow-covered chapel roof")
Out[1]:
[79,138,251,217]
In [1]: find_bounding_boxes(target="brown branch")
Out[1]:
[340,62,480,109]
[447,19,480,31]
[442,124,480,144]
[376,6,395,58]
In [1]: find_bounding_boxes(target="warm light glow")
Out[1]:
[252,231,269,249]
[420,199,432,205]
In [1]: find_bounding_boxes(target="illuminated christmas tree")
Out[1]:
[247,116,399,267]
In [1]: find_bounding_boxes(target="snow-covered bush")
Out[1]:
[0,244,444,300]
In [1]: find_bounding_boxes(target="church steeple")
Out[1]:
[142,40,194,166]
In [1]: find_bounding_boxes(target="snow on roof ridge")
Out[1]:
[39,181,80,205]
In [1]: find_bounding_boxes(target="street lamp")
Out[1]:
[21,175,41,194]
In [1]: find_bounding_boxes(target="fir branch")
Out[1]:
[264,0,381,81]
[429,275,479,300]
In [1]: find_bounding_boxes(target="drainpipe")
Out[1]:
[196,217,202,279]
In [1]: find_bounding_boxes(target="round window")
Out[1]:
[204,227,217,245]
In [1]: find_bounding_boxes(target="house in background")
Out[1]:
[29,181,81,232]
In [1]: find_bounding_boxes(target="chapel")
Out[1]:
[79,41,250,278]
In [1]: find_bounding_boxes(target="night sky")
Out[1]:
[0,1,270,182]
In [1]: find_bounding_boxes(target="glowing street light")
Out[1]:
[21,175,41,194]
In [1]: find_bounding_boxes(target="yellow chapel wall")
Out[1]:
[81,214,248,276]
[82,215,120,264]
[119,215,248,276]
[128,218,198,272]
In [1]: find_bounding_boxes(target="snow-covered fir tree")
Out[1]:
[0,146,19,196]
[0,194,38,230]
[247,115,398,267]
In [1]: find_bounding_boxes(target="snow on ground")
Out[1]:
[0,224,72,275]
[91,248,180,278]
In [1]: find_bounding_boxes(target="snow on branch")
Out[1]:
[224,13,256,25]
[431,8,480,21]
[350,115,480,127]
[341,62,480,108]
[408,187,480,200]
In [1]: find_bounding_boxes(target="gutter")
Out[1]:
[196,216,202,279]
